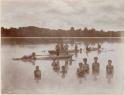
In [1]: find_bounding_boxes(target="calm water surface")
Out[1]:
[1,38,124,94]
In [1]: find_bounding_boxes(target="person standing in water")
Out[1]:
[56,43,60,56]
[92,57,100,74]
[34,66,41,82]
[106,60,114,83]
[83,58,89,74]
[92,57,100,80]
[77,63,85,77]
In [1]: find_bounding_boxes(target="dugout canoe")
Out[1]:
[13,54,73,61]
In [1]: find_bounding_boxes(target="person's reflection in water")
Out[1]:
[60,66,67,79]
[78,78,83,84]
[30,60,36,65]
[65,59,69,70]
[22,59,36,65]
[51,58,56,66]
[92,57,100,81]
[34,66,41,83]
[80,48,82,53]
[75,52,78,57]
[106,60,114,84]
[85,50,89,57]
[69,58,72,66]
[97,49,101,55]
[75,44,78,51]
[53,60,60,74]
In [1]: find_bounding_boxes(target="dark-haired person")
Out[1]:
[83,58,89,74]
[106,60,114,83]
[92,57,100,74]
[92,57,100,80]
[77,63,85,78]
[34,66,41,82]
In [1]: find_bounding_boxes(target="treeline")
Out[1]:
[1,26,124,37]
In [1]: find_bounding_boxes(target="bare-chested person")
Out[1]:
[106,60,114,83]
[83,58,89,74]
[92,57,100,80]
[77,63,85,78]
[34,66,41,82]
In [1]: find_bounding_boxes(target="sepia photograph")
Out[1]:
[1,0,124,95]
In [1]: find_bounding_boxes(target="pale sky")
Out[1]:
[1,0,124,31]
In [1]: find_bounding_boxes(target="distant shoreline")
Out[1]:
[1,26,124,37]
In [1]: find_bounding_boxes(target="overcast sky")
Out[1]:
[1,0,124,31]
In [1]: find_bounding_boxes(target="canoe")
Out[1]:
[13,54,73,61]
[48,50,79,55]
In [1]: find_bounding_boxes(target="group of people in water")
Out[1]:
[55,43,78,56]
[51,58,72,78]
[77,57,114,79]
[86,43,101,51]
[55,43,69,56]
[34,56,114,83]
[20,42,113,83]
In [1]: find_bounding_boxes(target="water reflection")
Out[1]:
[2,38,123,94]
[60,66,67,79]
[21,59,36,65]
[52,59,60,74]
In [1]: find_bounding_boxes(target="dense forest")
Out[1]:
[1,26,124,37]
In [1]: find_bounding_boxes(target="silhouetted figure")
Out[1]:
[92,57,100,80]
[77,63,85,78]
[83,58,89,74]
[106,60,114,83]
[34,66,41,82]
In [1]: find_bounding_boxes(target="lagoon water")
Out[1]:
[1,38,124,94]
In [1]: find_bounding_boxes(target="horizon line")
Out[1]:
[1,26,124,32]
